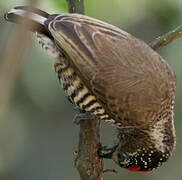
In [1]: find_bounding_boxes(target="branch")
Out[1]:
[66,0,104,179]
[75,119,103,180]
[149,24,182,51]
[67,0,85,14]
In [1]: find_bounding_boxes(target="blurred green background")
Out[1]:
[0,0,182,179]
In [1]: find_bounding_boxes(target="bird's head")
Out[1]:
[98,125,175,172]
[111,146,170,172]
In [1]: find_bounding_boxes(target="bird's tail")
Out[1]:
[4,6,51,37]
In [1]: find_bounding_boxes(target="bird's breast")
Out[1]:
[54,58,113,122]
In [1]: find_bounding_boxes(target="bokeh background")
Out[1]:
[0,0,182,179]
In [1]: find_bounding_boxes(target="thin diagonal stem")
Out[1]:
[67,0,85,14]
[149,24,182,51]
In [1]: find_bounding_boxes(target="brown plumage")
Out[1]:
[46,14,176,126]
[4,6,176,172]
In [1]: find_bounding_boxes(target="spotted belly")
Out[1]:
[54,60,114,122]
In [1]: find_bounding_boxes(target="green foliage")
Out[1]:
[52,0,68,12]
[149,1,181,30]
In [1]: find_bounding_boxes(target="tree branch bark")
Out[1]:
[75,119,103,180]
[67,0,85,14]
[149,24,182,51]
[66,0,104,179]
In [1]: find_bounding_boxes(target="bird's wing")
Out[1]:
[45,14,176,123]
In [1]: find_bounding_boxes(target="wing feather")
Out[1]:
[45,14,176,124]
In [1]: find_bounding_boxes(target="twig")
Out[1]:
[66,0,104,179]
[149,24,182,51]
[67,0,85,14]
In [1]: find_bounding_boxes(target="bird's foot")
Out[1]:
[73,112,97,124]
[73,106,82,111]
[98,143,118,159]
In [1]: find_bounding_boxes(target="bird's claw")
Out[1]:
[73,112,96,124]
[98,143,118,159]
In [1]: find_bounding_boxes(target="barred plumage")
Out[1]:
[4,6,176,172]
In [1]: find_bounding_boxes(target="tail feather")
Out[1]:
[4,6,52,38]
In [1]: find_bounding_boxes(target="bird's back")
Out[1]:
[46,13,176,126]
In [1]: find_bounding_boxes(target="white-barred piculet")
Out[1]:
[4,6,176,172]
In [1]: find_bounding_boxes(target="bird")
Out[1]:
[4,6,176,172]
